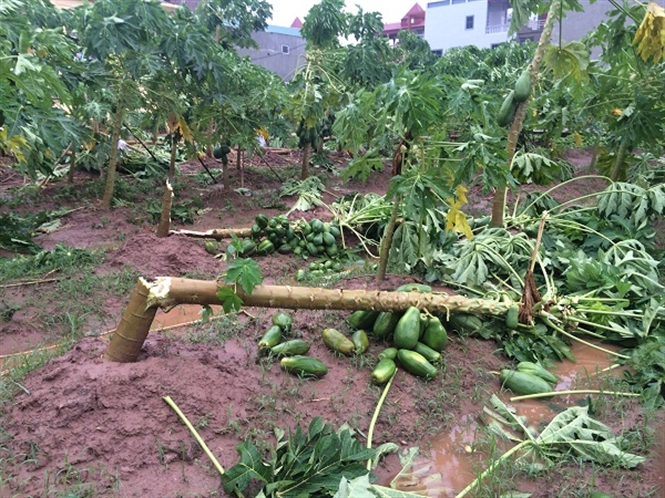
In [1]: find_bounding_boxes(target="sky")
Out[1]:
[268,0,416,28]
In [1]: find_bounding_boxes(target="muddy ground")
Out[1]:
[0,148,663,498]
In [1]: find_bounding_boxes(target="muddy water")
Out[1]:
[0,304,218,371]
[393,341,621,497]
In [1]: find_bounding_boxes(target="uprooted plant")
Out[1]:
[456,395,646,498]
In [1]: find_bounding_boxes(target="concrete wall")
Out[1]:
[425,0,506,52]
[236,28,306,82]
[550,0,665,58]
[425,0,665,54]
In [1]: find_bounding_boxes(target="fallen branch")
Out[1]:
[169,227,253,240]
[366,369,397,470]
[104,276,510,362]
[510,389,640,402]
[0,277,59,289]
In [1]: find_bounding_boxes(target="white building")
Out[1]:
[424,0,665,55]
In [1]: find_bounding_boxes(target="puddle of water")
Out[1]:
[151,304,222,330]
[0,304,220,371]
[392,340,621,497]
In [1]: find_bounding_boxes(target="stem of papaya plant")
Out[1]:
[163,396,226,477]
[454,440,529,498]
[510,389,640,402]
[366,369,397,470]
[540,316,630,359]
[376,194,402,282]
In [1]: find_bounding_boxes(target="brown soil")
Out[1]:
[0,148,663,498]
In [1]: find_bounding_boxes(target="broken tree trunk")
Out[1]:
[104,277,511,362]
[169,227,253,240]
[156,179,173,238]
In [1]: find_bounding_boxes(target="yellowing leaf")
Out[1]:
[177,115,193,143]
[573,131,583,147]
[0,129,28,162]
[446,199,473,240]
[455,184,469,205]
[256,126,269,140]
[633,1,665,64]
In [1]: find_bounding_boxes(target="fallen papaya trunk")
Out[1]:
[169,227,253,239]
[104,277,509,363]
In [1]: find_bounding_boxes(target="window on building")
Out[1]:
[427,0,450,6]
[452,0,465,4]
[432,49,443,56]
[281,44,290,54]
[465,15,474,29]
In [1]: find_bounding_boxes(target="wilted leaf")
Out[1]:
[633,1,665,63]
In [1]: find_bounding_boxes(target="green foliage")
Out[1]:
[225,258,263,295]
[217,257,262,313]
[221,417,377,497]
[280,176,325,212]
[0,244,101,283]
[0,208,73,253]
[511,150,573,185]
[484,394,645,468]
[196,0,272,49]
[301,0,348,49]
[596,182,665,228]
[623,334,665,409]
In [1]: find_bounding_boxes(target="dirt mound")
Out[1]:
[105,231,221,279]
[0,313,505,497]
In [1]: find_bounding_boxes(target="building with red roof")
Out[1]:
[383,3,426,45]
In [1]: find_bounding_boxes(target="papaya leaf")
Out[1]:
[221,441,271,494]
[334,474,427,498]
[483,398,646,470]
[633,1,665,64]
[534,406,645,468]
[543,41,589,81]
[225,418,379,498]
[225,258,263,295]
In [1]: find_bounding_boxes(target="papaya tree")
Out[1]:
[581,1,665,182]
[286,0,350,180]
[67,0,172,209]
[0,0,83,178]
[196,0,272,49]
[334,68,513,282]
[104,276,516,362]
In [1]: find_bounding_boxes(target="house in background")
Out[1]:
[236,20,306,82]
[383,3,426,45]
[424,0,665,55]
[424,0,545,54]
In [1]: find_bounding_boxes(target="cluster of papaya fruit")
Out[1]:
[346,283,449,384]
[499,361,558,396]
[497,68,532,127]
[257,311,329,378]
[236,214,342,260]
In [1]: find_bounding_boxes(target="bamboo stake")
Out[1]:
[162,396,225,476]
[0,275,59,289]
